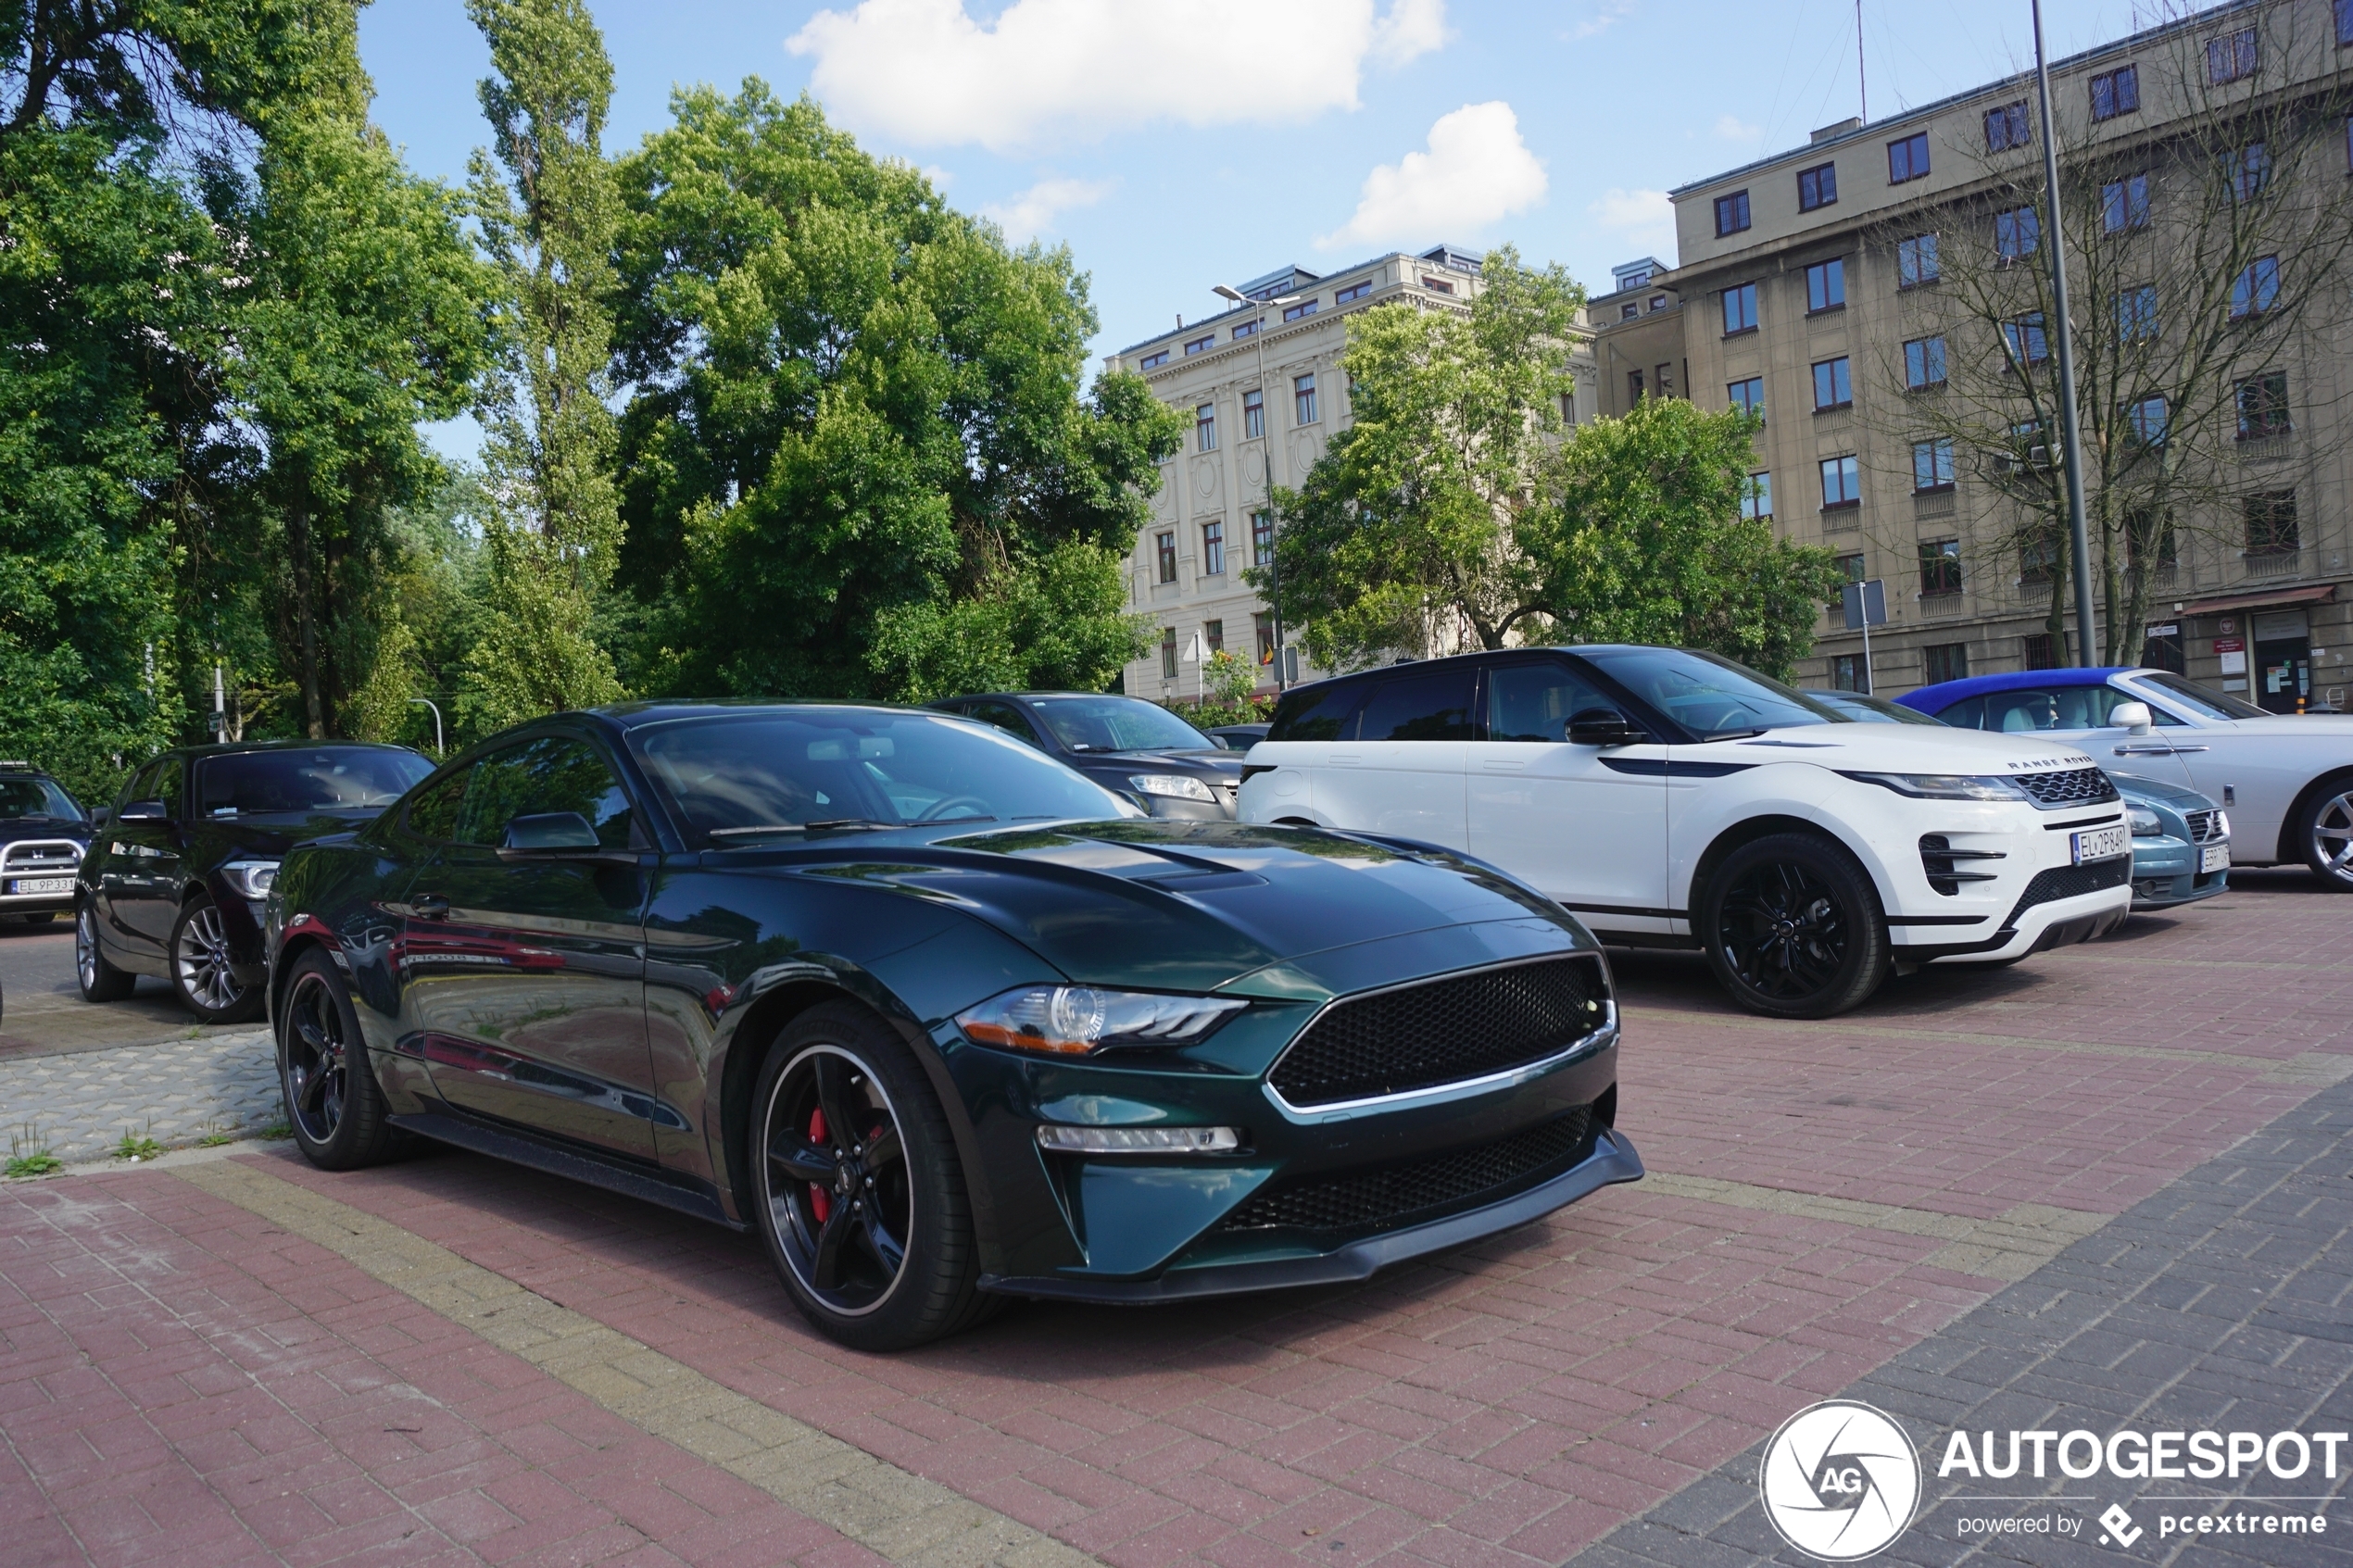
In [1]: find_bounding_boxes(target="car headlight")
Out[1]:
[1839,771,2032,802]
[957,985,1246,1056]
[1127,773,1216,803]
[218,860,279,899]
[2128,806,2163,835]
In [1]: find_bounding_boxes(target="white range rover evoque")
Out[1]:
[1238,645,2134,1019]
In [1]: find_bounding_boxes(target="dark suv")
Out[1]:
[0,761,92,923]
[78,740,434,1022]
[926,692,1241,818]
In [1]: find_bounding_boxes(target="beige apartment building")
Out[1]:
[1103,246,1600,702]
[1605,0,2353,712]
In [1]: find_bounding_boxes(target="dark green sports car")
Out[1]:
[266,703,1640,1349]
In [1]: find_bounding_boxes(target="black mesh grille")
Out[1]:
[2013,767,2119,808]
[1269,957,1607,1110]
[2007,854,2131,923]
[1221,1109,1593,1234]
[2184,809,2224,844]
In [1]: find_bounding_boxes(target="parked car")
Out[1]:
[0,761,93,924]
[927,691,1241,817]
[79,741,434,1022]
[1208,723,1271,750]
[1899,666,2353,891]
[265,703,1641,1349]
[1240,646,2134,1020]
[1805,690,2230,910]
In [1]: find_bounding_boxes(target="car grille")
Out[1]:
[2013,767,2120,809]
[2183,809,2224,843]
[0,840,82,872]
[2006,855,2131,923]
[1220,1108,1594,1235]
[1267,956,1609,1110]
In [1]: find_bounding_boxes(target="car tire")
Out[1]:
[2294,770,2353,892]
[1699,832,1890,1019]
[75,900,136,1003]
[279,947,399,1170]
[170,893,263,1024]
[750,1000,990,1351]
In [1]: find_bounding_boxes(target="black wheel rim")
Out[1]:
[761,1045,911,1316]
[283,972,348,1143]
[76,906,97,991]
[2314,790,2353,879]
[1717,860,1852,1003]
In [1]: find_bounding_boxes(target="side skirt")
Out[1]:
[387,1105,745,1232]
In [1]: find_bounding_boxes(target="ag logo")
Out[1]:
[1758,1400,1921,1561]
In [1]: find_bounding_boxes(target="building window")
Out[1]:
[1559,391,1578,425]
[1252,509,1275,566]
[1798,162,1838,211]
[1655,362,1674,397]
[1293,373,1317,425]
[1202,520,1226,576]
[1722,281,1759,334]
[1138,349,1168,370]
[2230,143,2271,202]
[1242,388,1265,440]
[1334,280,1372,304]
[1743,471,1773,521]
[1419,274,1455,295]
[1820,454,1861,508]
[2230,256,2280,319]
[1912,438,1956,492]
[1904,336,1947,389]
[1919,538,1963,596]
[2022,633,2058,670]
[1161,627,1179,680]
[1995,206,2041,258]
[1627,369,1646,403]
[2125,395,2169,446]
[1831,654,1869,693]
[2004,312,2049,365]
[2091,65,2140,119]
[2208,26,2258,83]
[1923,643,1970,684]
[1620,301,1640,320]
[1715,190,1751,235]
[2142,622,2186,672]
[2020,527,2059,584]
[1811,357,1853,411]
[1650,294,1668,311]
[2118,284,2158,343]
[2341,0,2353,45]
[2236,372,2291,439]
[1155,532,1177,584]
[1282,298,1319,321]
[1232,318,1260,339]
[2245,489,2298,556]
[1888,132,1930,182]
[2128,508,2178,570]
[1985,101,2032,152]
[1196,402,1216,451]
[1897,233,1940,288]
[2102,174,2150,232]
[1729,376,1765,422]
[1806,257,1846,312]
[1253,611,1276,666]
[1185,334,1214,356]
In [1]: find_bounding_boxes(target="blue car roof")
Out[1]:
[1895,667,2140,713]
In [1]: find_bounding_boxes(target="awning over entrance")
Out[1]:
[2175,583,2337,618]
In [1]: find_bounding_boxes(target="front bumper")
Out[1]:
[2130,834,2230,909]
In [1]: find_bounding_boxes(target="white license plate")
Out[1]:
[2071,825,2130,865]
[6,876,71,896]
[2200,843,2231,873]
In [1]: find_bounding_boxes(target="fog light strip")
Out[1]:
[1035,1123,1239,1154]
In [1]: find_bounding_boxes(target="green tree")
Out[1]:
[1537,399,1843,681]
[610,83,1179,702]
[458,0,623,731]
[1253,245,1584,671]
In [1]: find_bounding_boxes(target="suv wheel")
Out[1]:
[2296,771,2353,891]
[76,900,135,1003]
[1699,833,1890,1019]
[170,894,263,1024]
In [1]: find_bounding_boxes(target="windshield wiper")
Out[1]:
[710,819,898,838]
[1701,727,1769,741]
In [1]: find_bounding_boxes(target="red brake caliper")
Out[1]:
[808,1107,831,1223]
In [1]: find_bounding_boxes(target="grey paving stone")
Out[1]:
[0,1028,277,1163]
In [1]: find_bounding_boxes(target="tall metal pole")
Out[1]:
[2032,0,2098,665]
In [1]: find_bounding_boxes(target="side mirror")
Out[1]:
[1566,708,1646,747]
[501,810,600,850]
[118,799,170,822]
[88,807,111,828]
[2110,701,2154,735]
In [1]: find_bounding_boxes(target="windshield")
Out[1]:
[0,776,84,821]
[195,748,433,816]
[1028,696,1213,754]
[1581,647,1843,739]
[1801,691,1944,725]
[2135,671,2267,721]
[632,710,1135,842]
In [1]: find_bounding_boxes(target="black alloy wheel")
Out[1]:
[75,900,135,1003]
[751,1001,993,1350]
[279,948,397,1169]
[170,894,263,1023]
[2297,771,2353,891]
[1701,832,1889,1019]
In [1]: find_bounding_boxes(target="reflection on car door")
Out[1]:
[1465,658,1671,936]
[1314,667,1473,846]
[396,736,663,1160]
[1976,685,2200,792]
[100,756,187,958]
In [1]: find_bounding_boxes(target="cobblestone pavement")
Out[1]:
[0,869,2348,1567]
[0,1030,278,1163]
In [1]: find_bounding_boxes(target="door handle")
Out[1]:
[411,893,451,920]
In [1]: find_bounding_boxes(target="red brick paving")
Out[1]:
[5,872,2349,1567]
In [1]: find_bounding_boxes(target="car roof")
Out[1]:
[1897,667,2142,710]
[597,699,947,733]
[154,738,428,760]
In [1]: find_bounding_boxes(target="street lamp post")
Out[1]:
[1213,282,1302,691]
[409,697,445,758]
[2032,0,2098,666]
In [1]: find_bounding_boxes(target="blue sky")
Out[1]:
[360,0,2149,452]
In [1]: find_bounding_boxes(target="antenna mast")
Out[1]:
[1856,0,1868,121]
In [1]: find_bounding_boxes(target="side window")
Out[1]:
[1931,696,1987,730]
[451,737,636,848]
[1266,681,1366,742]
[150,757,185,816]
[1354,669,1478,741]
[967,701,1042,748]
[117,760,159,815]
[1484,661,1610,742]
[404,765,471,841]
[1985,688,2065,733]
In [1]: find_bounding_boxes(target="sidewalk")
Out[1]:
[0,1030,279,1165]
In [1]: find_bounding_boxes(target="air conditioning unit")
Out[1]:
[1993,445,2055,474]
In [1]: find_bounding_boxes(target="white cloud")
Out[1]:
[1567,0,1634,40]
[981,176,1115,243]
[1588,187,1676,257]
[1713,113,1763,143]
[787,0,1448,153]
[1317,101,1547,251]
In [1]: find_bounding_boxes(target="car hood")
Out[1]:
[762,819,1581,996]
[2107,771,2214,810]
[192,810,383,857]
[1688,723,2102,773]
[1074,748,1242,777]
[0,819,91,843]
